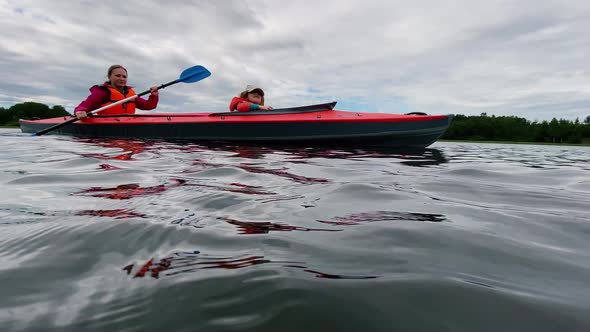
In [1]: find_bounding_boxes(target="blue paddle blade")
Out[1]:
[178,65,211,83]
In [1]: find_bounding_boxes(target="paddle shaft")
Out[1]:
[34,80,178,136]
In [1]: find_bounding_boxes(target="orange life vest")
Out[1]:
[98,86,137,115]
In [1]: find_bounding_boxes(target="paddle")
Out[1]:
[33,65,211,136]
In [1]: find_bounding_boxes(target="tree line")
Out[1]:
[442,113,590,144]
[2,102,589,144]
[0,102,70,126]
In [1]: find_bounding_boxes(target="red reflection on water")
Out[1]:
[134,258,154,278]
[98,164,121,170]
[257,194,305,204]
[282,147,448,167]
[124,251,288,279]
[238,164,328,184]
[79,139,148,160]
[228,182,273,195]
[193,144,278,159]
[185,158,328,185]
[73,178,187,200]
[220,217,340,234]
[124,250,378,280]
[191,158,213,166]
[317,211,446,226]
[193,144,401,162]
[190,182,275,195]
[179,158,223,175]
[229,147,268,159]
[77,209,147,219]
[302,269,378,279]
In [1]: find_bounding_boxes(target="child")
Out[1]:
[228,85,273,112]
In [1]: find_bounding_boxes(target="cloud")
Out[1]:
[1,0,589,120]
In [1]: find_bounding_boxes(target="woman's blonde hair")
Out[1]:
[239,90,265,106]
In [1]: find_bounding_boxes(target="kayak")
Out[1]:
[19,102,453,148]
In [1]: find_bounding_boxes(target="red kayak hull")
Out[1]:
[20,103,453,148]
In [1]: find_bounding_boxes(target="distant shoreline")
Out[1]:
[439,139,590,147]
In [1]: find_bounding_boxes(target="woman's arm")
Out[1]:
[74,86,108,112]
[135,86,159,110]
[135,94,159,110]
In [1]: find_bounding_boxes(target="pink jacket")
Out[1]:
[74,83,158,113]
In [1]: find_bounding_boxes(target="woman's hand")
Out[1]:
[75,111,88,119]
[149,86,159,96]
[260,105,273,111]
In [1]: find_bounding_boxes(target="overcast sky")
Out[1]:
[1,0,589,121]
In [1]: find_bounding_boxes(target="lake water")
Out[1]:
[1,127,589,332]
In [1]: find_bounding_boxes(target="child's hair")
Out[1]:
[240,90,265,106]
[107,64,127,77]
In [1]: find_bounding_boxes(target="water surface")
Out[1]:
[1,128,589,331]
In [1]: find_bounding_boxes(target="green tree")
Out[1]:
[442,114,588,144]
[0,102,70,126]
[0,107,9,125]
[51,105,70,116]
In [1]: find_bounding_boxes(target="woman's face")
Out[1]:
[247,92,262,104]
[109,68,128,89]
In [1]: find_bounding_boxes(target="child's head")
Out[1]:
[240,85,265,105]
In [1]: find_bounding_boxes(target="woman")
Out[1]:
[74,65,159,119]
[229,85,273,112]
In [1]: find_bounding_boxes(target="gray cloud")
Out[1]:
[1,0,589,120]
